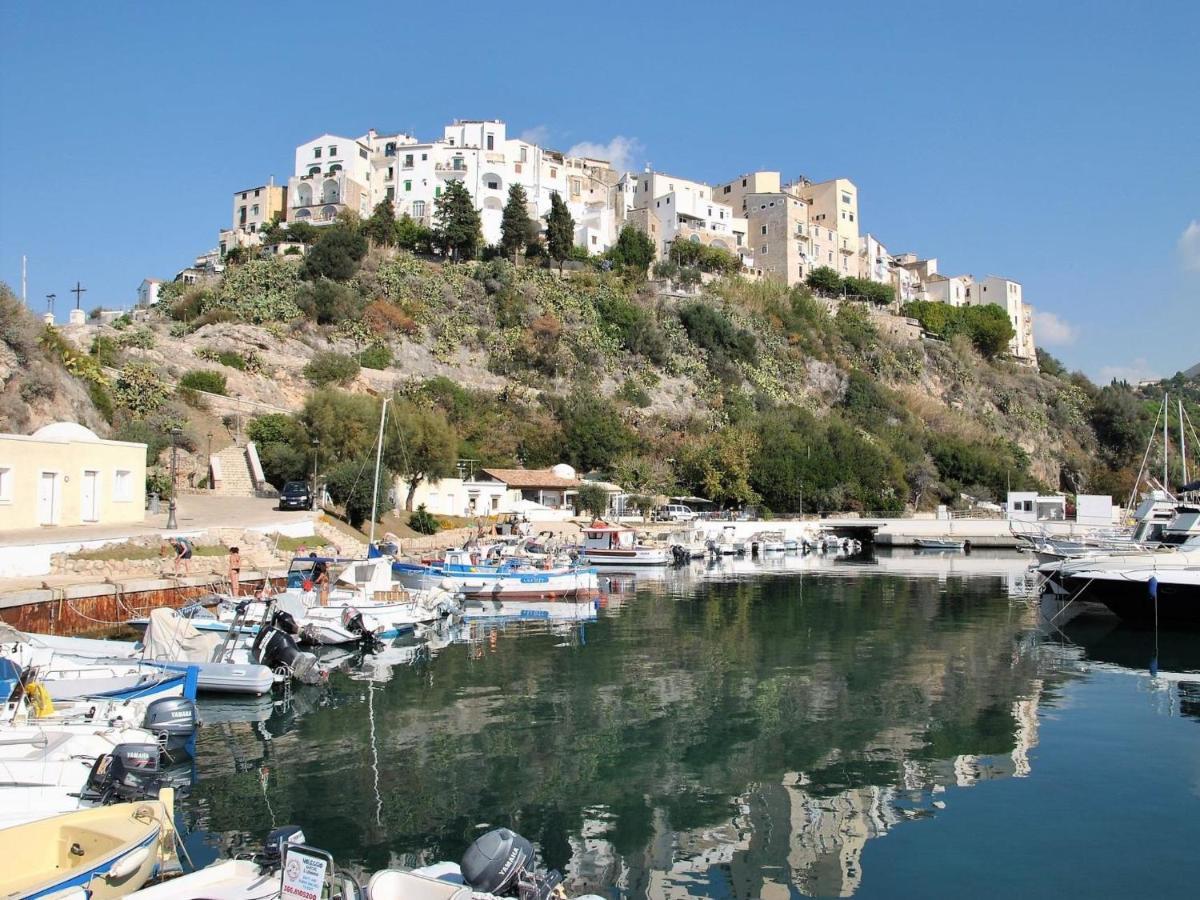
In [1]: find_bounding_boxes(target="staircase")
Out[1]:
[211,445,258,497]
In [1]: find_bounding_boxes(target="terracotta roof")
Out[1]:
[481,467,581,489]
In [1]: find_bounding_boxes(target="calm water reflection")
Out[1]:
[181,551,1200,898]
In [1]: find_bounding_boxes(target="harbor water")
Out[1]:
[181,550,1200,898]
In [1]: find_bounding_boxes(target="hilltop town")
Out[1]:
[145,117,1036,365]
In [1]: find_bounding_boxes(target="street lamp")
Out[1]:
[166,425,182,529]
[206,432,213,491]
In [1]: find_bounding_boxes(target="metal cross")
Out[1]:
[71,281,86,310]
[45,293,56,313]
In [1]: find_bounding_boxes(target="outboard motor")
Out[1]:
[81,742,162,804]
[142,696,198,758]
[252,611,322,685]
[461,828,563,900]
[259,825,307,872]
[341,606,383,653]
[670,544,690,566]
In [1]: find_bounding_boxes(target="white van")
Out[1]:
[655,504,697,522]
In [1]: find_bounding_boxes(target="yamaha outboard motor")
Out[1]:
[81,742,162,804]
[341,607,383,653]
[252,610,322,684]
[461,828,563,900]
[670,545,690,566]
[143,696,198,758]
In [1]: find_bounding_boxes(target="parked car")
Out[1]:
[279,480,314,511]
[653,504,697,523]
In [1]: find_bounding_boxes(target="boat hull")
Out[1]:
[1062,573,1200,627]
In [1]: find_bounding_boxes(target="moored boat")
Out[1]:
[0,789,178,899]
[578,522,672,566]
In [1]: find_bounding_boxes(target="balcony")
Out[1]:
[839,245,854,254]
[434,163,467,179]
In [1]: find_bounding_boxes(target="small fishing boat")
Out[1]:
[394,547,600,599]
[914,538,969,551]
[578,522,672,566]
[0,789,178,899]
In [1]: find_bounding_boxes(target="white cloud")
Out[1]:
[565,136,644,173]
[1098,357,1161,385]
[1178,220,1200,272]
[1032,309,1077,346]
[518,125,551,146]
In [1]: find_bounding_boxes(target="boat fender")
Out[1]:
[105,845,151,882]
[27,680,55,717]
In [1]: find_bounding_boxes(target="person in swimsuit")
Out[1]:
[228,546,241,597]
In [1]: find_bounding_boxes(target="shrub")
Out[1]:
[303,351,360,387]
[668,240,742,275]
[301,225,368,282]
[617,378,652,408]
[806,266,843,295]
[113,363,168,416]
[179,369,227,395]
[19,375,56,403]
[358,343,393,370]
[296,278,365,325]
[408,504,440,535]
[115,328,155,350]
[678,303,757,366]
[575,483,610,518]
[90,335,121,367]
[363,299,420,336]
[205,258,301,323]
[903,301,1015,358]
[89,382,115,423]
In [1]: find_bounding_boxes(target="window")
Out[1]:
[550,167,557,178]
[761,244,768,255]
[404,153,414,168]
[849,213,854,222]
[841,192,852,205]
[238,206,247,224]
[591,235,597,245]
[421,153,427,161]
[723,185,731,194]
[386,186,395,200]
[412,200,426,217]
[485,178,500,190]
[742,178,747,187]
[251,204,259,215]
[308,166,320,176]
[760,225,768,235]
[329,145,337,156]
[0,465,11,502]
[486,134,494,150]
[254,188,261,197]
[520,147,527,162]
[113,469,132,502]
[514,163,522,173]
[404,179,411,192]
[434,187,441,197]
[385,142,396,157]
[240,192,247,200]
[359,148,367,159]
[386,166,394,180]
[314,147,322,158]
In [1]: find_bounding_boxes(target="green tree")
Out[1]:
[611,452,675,497]
[544,192,576,273]
[296,278,365,325]
[363,200,398,247]
[325,457,389,529]
[575,483,610,519]
[608,225,655,274]
[301,390,380,467]
[805,266,843,295]
[554,392,634,471]
[384,398,459,511]
[396,214,436,253]
[433,181,483,261]
[301,224,368,281]
[679,428,759,509]
[500,184,539,263]
[408,504,440,535]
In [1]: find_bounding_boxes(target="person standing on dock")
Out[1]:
[228,546,241,597]
[166,537,192,576]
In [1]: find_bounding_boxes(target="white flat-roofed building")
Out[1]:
[971,276,1036,363]
[618,169,748,262]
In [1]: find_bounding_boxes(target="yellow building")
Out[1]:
[790,177,861,277]
[0,423,146,531]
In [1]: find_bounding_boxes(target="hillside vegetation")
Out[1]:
[5,214,1195,516]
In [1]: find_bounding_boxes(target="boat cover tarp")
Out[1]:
[142,608,220,663]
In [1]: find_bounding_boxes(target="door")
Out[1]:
[38,472,58,525]
[81,470,99,522]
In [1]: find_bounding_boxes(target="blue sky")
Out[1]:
[1,0,1196,381]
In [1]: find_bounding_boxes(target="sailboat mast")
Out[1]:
[1182,398,1190,487]
[369,397,391,549]
[1163,393,1169,493]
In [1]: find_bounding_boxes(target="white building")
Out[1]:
[618,169,748,263]
[395,464,583,521]
[923,273,973,307]
[136,278,162,308]
[970,276,1036,363]
[285,121,620,252]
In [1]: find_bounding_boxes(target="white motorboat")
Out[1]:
[914,538,969,551]
[393,547,600,599]
[577,522,672,566]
